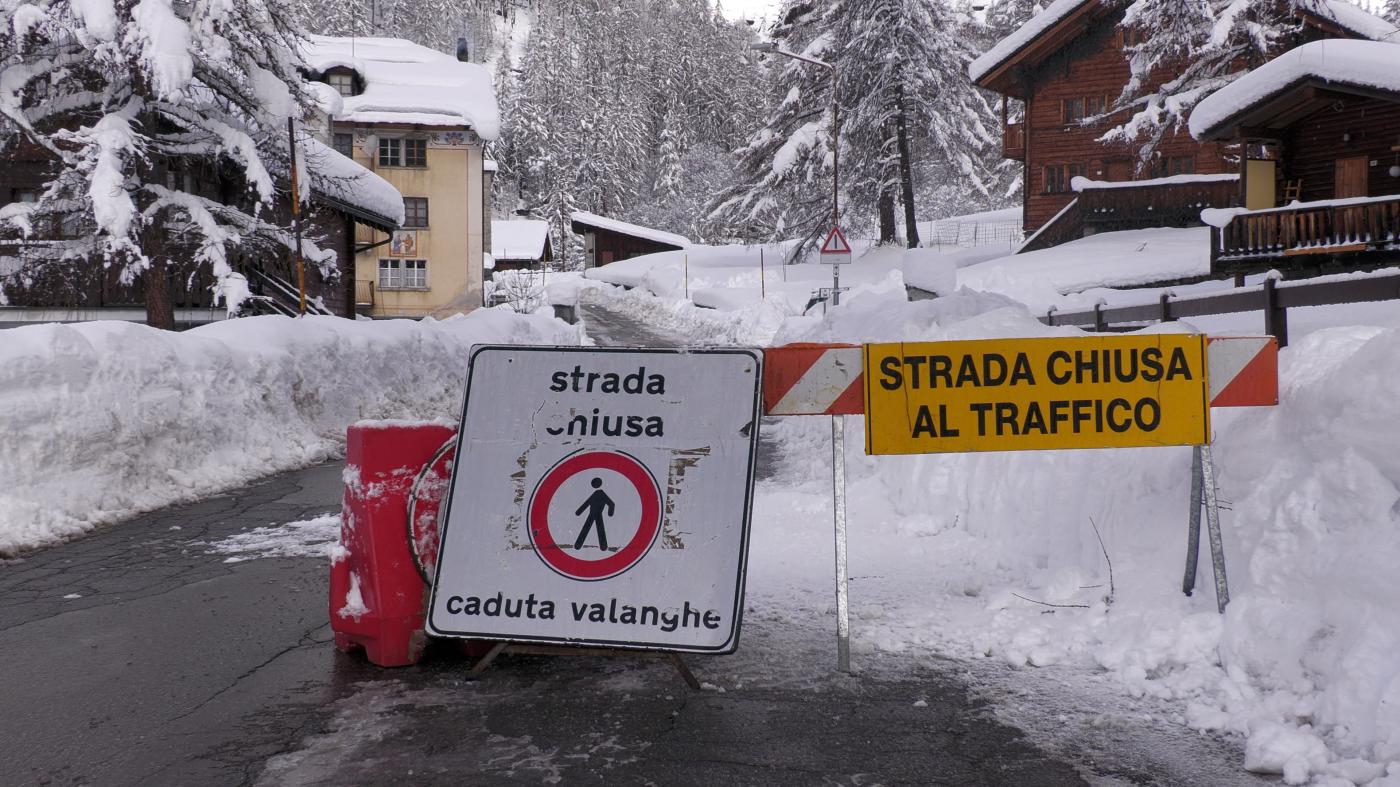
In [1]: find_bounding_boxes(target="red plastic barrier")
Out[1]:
[332,421,456,667]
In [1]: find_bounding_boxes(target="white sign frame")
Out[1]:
[426,346,763,654]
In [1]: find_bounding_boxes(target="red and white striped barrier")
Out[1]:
[1207,336,1278,407]
[763,343,863,416]
[764,336,1278,416]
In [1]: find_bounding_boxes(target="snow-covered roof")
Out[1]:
[1189,39,1400,138]
[303,137,404,228]
[492,220,551,261]
[569,211,690,248]
[970,0,1397,86]
[302,36,499,139]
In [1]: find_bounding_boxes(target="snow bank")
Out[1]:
[0,311,580,555]
[762,288,1400,784]
[957,227,1212,311]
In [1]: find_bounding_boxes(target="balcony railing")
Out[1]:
[1079,176,1240,229]
[1214,195,1400,264]
[1002,122,1024,160]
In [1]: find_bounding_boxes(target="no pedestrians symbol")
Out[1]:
[528,449,662,581]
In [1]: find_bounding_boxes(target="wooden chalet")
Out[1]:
[969,0,1396,252]
[1,139,400,327]
[570,211,689,267]
[1190,39,1400,276]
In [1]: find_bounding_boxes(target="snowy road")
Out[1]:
[0,304,1262,786]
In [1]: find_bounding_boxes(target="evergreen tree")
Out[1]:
[0,0,319,328]
[1107,0,1292,166]
[707,1,837,249]
[841,0,998,246]
[711,0,999,253]
[1385,0,1399,26]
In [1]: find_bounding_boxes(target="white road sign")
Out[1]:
[427,346,763,653]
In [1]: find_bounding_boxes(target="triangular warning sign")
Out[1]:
[820,225,852,255]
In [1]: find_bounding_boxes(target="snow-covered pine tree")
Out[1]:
[1106,0,1289,167]
[0,0,320,328]
[706,1,838,251]
[840,0,998,246]
[1384,0,1399,26]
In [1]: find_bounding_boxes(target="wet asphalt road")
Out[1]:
[0,303,1254,786]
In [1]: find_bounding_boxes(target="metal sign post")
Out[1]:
[832,414,851,673]
[1183,444,1230,612]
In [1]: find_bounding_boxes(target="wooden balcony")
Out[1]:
[1078,176,1240,230]
[1213,195,1400,269]
[1002,122,1024,160]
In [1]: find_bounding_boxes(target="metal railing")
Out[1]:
[1041,272,1400,347]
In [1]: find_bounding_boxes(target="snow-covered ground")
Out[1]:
[7,230,1400,784]
[564,239,1400,786]
[0,310,581,556]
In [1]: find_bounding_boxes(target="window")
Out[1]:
[1150,155,1197,178]
[328,72,355,97]
[1044,163,1085,193]
[403,197,429,228]
[1063,96,1107,124]
[333,133,354,158]
[1062,98,1086,124]
[11,188,38,204]
[379,258,427,289]
[404,138,427,167]
[378,137,401,167]
[377,137,427,167]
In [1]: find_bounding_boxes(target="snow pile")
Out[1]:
[1190,40,1400,139]
[1071,173,1238,192]
[956,227,1212,311]
[758,288,1400,784]
[303,36,499,138]
[0,311,580,555]
[580,283,790,347]
[582,239,913,317]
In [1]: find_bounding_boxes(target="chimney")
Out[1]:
[456,37,470,63]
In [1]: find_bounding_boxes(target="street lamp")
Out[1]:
[749,39,843,305]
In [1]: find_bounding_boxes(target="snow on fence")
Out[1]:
[1041,270,1400,347]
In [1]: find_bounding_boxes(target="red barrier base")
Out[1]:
[331,420,456,667]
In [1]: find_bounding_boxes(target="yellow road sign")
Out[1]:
[863,335,1210,455]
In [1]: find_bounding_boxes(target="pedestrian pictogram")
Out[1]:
[427,346,763,653]
[575,478,614,551]
[527,449,662,581]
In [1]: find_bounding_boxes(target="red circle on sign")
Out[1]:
[527,450,662,581]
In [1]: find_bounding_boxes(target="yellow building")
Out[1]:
[305,36,499,318]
